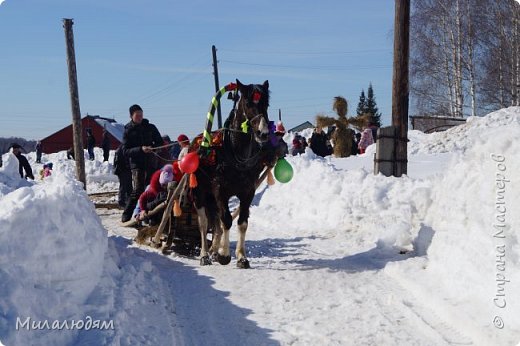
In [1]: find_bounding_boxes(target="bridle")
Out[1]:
[222,88,268,171]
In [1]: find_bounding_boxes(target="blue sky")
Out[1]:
[0,0,395,140]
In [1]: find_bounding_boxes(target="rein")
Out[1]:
[223,120,262,171]
[222,105,265,171]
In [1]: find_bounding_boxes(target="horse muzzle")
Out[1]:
[254,117,270,143]
[255,130,269,143]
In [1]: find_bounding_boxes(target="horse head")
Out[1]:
[234,79,270,144]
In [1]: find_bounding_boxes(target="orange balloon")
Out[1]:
[180,152,200,173]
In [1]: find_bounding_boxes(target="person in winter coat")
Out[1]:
[113,145,132,208]
[309,126,329,157]
[39,162,53,179]
[369,122,379,143]
[263,121,288,166]
[273,122,289,156]
[102,129,111,162]
[352,132,361,156]
[291,134,305,156]
[358,127,374,154]
[158,135,173,166]
[11,143,34,180]
[86,129,96,161]
[121,104,163,223]
[67,147,75,160]
[35,141,43,163]
[170,141,181,160]
[301,137,308,151]
[134,163,182,225]
[177,134,190,164]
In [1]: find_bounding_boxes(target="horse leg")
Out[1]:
[235,191,254,269]
[216,205,233,265]
[196,207,212,266]
[209,222,222,261]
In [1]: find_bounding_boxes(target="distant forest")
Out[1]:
[0,137,37,155]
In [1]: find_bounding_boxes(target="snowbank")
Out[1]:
[414,120,520,344]
[252,151,432,253]
[0,165,107,345]
[408,106,520,155]
[252,107,520,344]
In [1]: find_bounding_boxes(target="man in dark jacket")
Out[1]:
[11,143,34,180]
[309,126,329,157]
[121,104,163,222]
[102,129,111,162]
[113,145,132,208]
[35,141,43,163]
[86,129,96,161]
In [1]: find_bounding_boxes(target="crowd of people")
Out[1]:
[294,122,378,158]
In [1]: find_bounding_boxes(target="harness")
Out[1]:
[195,82,267,170]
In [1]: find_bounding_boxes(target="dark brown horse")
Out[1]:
[193,80,271,268]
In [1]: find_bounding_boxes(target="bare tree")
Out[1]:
[411,0,520,117]
[479,1,520,109]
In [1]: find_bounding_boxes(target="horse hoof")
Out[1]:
[237,258,250,269]
[217,254,232,265]
[200,256,212,266]
[211,252,219,262]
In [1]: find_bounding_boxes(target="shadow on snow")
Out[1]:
[238,225,435,274]
[75,235,278,346]
[287,225,435,273]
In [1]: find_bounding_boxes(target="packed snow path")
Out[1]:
[95,208,474,346]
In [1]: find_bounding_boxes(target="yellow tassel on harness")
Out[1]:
[173,199,182,217]
[189,173,198,188]
[241,119,249,133]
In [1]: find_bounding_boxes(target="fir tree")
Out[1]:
[356,89,367,116]
[366,83,381,127]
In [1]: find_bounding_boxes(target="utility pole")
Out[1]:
[63,18,86,189]
[391,0,410,177]
[212,45,223,128]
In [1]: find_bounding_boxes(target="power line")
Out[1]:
[140,72,210,106]
[220,59,392,71]
[137,52,209,100]
[219,48,392,56]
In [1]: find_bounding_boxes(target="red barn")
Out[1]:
[41,115,124,154]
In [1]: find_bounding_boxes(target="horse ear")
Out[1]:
[236,79,244,90]
[263,80,269,90]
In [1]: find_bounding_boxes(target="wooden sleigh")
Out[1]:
[129,166,272,257]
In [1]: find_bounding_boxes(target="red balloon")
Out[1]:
[180,152,200,173]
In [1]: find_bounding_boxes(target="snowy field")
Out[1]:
[1,107,520,345]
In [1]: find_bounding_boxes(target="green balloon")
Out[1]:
[274,158,294,183]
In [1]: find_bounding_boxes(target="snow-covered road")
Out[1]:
[95,208,473,346]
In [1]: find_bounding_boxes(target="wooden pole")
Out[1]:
[212,45,223,129]
[63,18,86,189]
[391,0,410,177]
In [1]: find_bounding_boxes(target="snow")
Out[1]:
[0,107,519,345]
